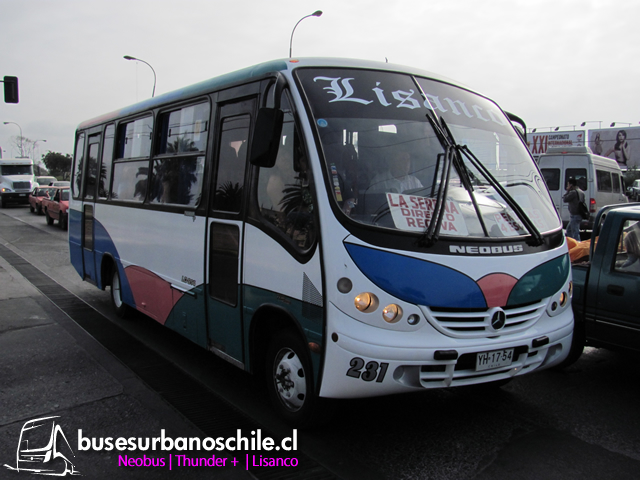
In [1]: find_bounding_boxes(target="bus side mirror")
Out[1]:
[3,76,19,104]
[250,107,283,168]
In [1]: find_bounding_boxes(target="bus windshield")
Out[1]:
[296,68,560,238]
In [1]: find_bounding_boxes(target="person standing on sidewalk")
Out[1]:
[563,176,584,241]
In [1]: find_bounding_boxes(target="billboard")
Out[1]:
[527,130,585,160]
[588,127,640,169]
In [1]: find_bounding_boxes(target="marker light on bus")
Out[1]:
[382,304,402,323]
[407,314,420,325]
[337,277,353,294]
[354,292,378,312]
[568,281,573,298]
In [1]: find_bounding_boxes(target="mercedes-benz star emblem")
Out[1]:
[491,309,507,330]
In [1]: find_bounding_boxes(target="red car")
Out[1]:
[28,187,55,215]
[42,187,70,230]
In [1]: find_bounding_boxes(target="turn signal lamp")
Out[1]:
[382,304,402,323]
[354,292,378,312]
[559,292,568,307]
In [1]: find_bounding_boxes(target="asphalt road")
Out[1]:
[1,204,639,480]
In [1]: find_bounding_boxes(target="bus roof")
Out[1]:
[77,57,469,131]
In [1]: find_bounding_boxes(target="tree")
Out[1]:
[42,151,72,180]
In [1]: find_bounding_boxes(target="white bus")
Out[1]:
[69,58,573,425]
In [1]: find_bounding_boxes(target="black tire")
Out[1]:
[29,204,35,213]
[59,213,68,230]
[266,331,318,426]
[110,267,130,318]
[45,210,54,225]
[36,204,42,215]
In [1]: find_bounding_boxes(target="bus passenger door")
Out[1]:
[81,133,100,282]
[206,96,255,367]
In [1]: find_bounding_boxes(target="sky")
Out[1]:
[1,0,639,162]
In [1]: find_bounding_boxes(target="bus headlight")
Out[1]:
[354,292,378,312]
[559,291,568,307]
[382,304,402,323]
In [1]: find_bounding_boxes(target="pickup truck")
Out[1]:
[560,203,640,367]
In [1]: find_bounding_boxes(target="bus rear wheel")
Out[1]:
[110,268,130,318]
[266,331,317,426]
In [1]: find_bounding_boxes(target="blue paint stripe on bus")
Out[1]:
[344,243,486,309]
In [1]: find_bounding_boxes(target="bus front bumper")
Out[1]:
[319,304,573,399]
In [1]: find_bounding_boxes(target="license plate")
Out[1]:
[19,193,26,197]
[476,348,514,372]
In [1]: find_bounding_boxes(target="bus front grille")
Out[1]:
[421,300,546,338]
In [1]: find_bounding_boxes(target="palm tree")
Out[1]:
[215,181,243,211]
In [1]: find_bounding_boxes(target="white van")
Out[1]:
[0,157,37,207]
[539,146,628,229]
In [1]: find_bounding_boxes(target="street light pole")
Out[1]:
[289,10,323,58]
[3,121,24,157]
[123,55,157,98]
[33,139,47,163]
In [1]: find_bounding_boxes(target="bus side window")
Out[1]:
[257,94,316,250]
[150,102,209,207]
[212,114,250,212]
[111,116,153,202]
[99,125,115,199]
[84,136,100,200]
[72,133,85,200]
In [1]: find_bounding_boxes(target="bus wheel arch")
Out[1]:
[249,305,300,376]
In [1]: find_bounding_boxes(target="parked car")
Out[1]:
[559,203,640,368]
[28,186,55,215]
[36,175,57,186]
[42,187,70,230]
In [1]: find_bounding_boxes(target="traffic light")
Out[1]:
[3,76,19,103]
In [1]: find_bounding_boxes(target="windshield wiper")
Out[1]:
[419,114,543,247]
[458,144,543,246]
[418,113,453,247]
[419,114,489,246]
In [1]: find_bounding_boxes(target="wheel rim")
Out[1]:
[272,347,307,412]
[112,271,123,308]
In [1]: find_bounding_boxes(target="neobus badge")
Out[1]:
[449,245,525,255]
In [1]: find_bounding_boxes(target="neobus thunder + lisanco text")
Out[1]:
[69,58,573,425]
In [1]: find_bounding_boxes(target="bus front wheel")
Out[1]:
[266,331,317,426]
[110,268,130,318]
